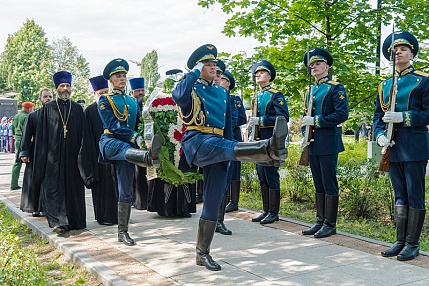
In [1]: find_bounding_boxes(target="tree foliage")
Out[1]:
[0,19,51,104]
[198,0,429,129]
[141,50,161,94]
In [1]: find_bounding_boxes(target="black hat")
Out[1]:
[89,75,108,92]
[53,71,72,88]
[252,60,276,82]
[186,44,217,70]
[382,30,419,61]
[216,59,226,74]
[129,77,145,91]
[303,48,333,67]
[221,70,235,90]
[166,69,183,75]
[103,58,129,80]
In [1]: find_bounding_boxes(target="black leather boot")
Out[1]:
[216,196,232,235]
[125,134,162,167]
[302,192,325,235]
[261,188,280,224]
[314,195,339,238]
[226,180,240,213]
[196,179,204,204]
[118,202,136,246]
[234,116,288,166]
[252,186,269,222]
[381,205,408,257]
[196,219,221,271]
[397,208,426,261]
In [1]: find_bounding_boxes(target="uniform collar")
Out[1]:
[316,75,330,85]
[197,78,214,86]
[261,85,271,92]
[112,88,125,95]
[397,65,414,76]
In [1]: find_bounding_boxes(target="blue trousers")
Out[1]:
[100,137,134,203]
[201,162,229,221]
[256,164,280,189]
[390,161,426,209]
[309,154,339,196]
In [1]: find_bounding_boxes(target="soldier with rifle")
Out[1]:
[249,60,289,225]
[300,48,348,239]
[374,30,429,261]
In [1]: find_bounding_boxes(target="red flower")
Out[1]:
[152,97,176,107]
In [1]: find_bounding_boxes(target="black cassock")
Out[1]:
[33,99,86,229]
[79,102,118,225]
[19,109,42,213]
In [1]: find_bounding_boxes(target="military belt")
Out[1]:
[186,126,224,136]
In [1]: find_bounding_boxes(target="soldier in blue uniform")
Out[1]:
[222,70,247,213]
[98,59,162,246]
[249,60,290,225]
[374,31,429,261]
[172,44,288,271]
[300,48,348,238]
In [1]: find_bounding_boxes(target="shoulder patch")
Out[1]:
[278,98,285,105]
[328,80,339,85]
[99,103,105,110]
[414,71,429,77]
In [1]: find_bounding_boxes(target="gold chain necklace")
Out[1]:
[56,99,72,138]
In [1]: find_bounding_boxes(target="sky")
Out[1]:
[0,0,261,78]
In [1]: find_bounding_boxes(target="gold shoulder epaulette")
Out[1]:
[269,88,278,93]
[414,71,429,77]
[328,80,339,85]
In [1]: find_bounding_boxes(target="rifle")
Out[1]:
[299,50,314,166]
[379,26,398,172]
[249,94,259,141]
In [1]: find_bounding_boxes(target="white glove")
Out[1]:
[377,134,395,154]
[302,116,314,126]
[382,111,403,123]
[192,62,204,73]
[249,116,260,126]
[300,137,314,150]
[136,136,143,148]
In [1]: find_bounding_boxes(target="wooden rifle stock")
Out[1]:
[378,144,391,172]
[299,129,312,166]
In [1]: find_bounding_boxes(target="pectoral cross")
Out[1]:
[63,125,68,138]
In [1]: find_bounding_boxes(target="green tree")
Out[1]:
[0,19,51,104]
[198,0,429,129]
[141,50,161,94]
[49,37,91,103]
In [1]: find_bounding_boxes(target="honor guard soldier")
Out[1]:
[172,44,288,271]
[374,31,429,261]
[300,48,348,238]
[98,59,162,246]
[249,60,290,225]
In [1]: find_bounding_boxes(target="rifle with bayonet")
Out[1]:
[379,26,398,172]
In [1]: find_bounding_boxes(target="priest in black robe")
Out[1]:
[33,71,86,233]
[79,75,118,225]
[19,87,53,216]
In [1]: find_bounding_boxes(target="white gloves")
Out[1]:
[382,111,403,123]
[302,116,314,126]
[136,136,143,148]
[192,62,204,73]
[300,137,314,150]
[249,116,260,126]
[377,134,395,154]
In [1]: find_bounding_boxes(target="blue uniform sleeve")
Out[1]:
[172,70,199,120]
[230,94,238,129]
[402,76,429,127]
[236,96,247,127]
[315,84,348,128]
[261,91,289,126]
[373,82,386,140]
[97,95,140,143]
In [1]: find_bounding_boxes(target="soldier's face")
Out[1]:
[310,62,329,77]
[39,90,53,105]
[255,70,271,85]
[57,83,71,100]
[200,62,217,81]
[110,73,127,90]
[214,71,222,84]
[393,45,414,64]
[220,78,230,90]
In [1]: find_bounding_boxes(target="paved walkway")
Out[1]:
[1,152,429,286]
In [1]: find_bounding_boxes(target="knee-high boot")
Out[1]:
[118,202,135,246]
[196,219,221,271]
[252,186,270,222]
[226,180,240,212]
[216,195,232,235]
[302,192,325,235]
[196,179,204,204]
[397,208,426,261]
[234,116,288,167]
[381,205,408,257]
[260,188,280,224]
[314,194,339,238]
[125,134,162,167]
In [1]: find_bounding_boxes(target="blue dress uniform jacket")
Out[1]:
[98,89,141,163]
[232,95,247,141]
[304,76,348,156]
[256,85,290,140]
[374,66,429,162]
[172,69,233,168]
